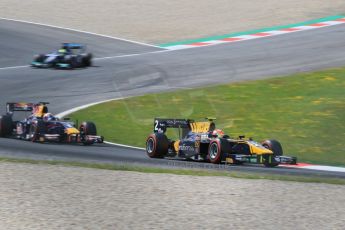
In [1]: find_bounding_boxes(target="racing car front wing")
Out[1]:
[225,154,297,165]
[38,133,104,144]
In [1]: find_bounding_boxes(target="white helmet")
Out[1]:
[43,113,55,122]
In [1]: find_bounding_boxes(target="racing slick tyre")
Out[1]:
[29,120,45,142]
[261,139,283,167]
[83,53,92,67]
[79,121,97,145]
[208,139,230,164]
[146,133,169,158]
[34,54,45,62]
[0,115,13,137]
[69,56,78,69]
[63,55,77,69]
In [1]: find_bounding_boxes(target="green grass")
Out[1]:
[1,157,344,185]
[69,67,345,166]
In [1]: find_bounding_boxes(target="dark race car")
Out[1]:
[0,102,103,145]
[146,118,297,167]
[31,43,92,69]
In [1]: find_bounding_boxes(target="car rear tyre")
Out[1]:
[79,121,97,145]
[0,115,13,137]
[262,139,283,167]
[146,133,169,158]
[83,53,92,67]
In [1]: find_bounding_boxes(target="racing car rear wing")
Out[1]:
[6,102,35,113]
[6,102,49,115]
[153,118,191,134]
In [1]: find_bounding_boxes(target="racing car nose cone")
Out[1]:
[65,127,80,135]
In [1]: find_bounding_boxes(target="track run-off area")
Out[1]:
[1,17,345,178]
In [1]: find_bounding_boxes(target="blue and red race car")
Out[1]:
[0,102,103,145]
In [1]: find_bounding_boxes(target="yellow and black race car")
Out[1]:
[146,118,297,167]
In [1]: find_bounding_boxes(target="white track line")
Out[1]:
[94,49,171,60]
[104,141,145,150]
[0,17,172,71]
[55,98,128,118]
[0,17,163,49]
[55,97,148,151]
[0,65,29,71]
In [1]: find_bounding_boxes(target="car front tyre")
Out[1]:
[261,139,283,167]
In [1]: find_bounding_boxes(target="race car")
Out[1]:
[0,102,103,145]
[146,118,297,167]
[31,43,92,69]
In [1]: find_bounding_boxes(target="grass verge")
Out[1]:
[69,67,345,166]
[1,157,344,185]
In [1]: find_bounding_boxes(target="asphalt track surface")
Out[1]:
[1,19,345,178]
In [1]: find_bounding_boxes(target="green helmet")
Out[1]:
[58,48,67,54]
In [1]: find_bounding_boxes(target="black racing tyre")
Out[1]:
[79,121,97,145]
[34,54,45,62]
[261,139,283,167]
[28,120,45,142]
[0,115,13,137]
[208,139,230,164]
[64,55,77,69]
[28,124,38,142]
[69,56,77,69]
[83,53,92,67]
[146,133,169,158]
[79,122,97,135]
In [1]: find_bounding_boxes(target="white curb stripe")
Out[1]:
[303,165,345,173]
[164,18,345,50]
[281,164,345,173]
[265,30,290,35]
[55,97,128,118]
[323,21,344,25]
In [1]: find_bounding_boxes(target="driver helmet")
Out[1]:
[211,129,224,138]
[43,113,56,122]
[58,48,67,54]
